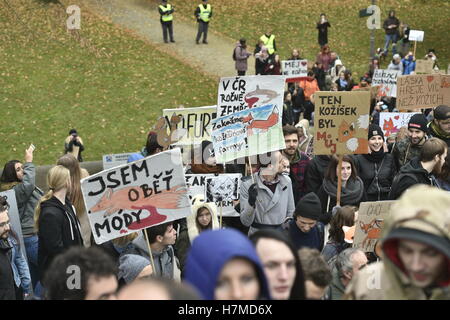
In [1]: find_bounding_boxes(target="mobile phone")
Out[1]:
[29,144,35,151]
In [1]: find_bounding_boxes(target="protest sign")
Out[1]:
[415,59,434,74]
[0,190,27,259]
[211,104,285,163]
[103,153,136,170]
[396,74,444,110]
[441,74,450,105]
[185,174,241,217]
[281,59,308,82]
[354,201,395,252]
[371,69,401,97]
[408,30,424,42]
[379,112,419,138]
[314,91,370,155]
[162,106,217,145]
[81,149,191,244]
[217,75,285,117]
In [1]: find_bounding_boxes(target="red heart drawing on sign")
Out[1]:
[301,61,307,66]
[427,76,434,83]
[394,116,400,120]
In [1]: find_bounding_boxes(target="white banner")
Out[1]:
[103,153,136,170]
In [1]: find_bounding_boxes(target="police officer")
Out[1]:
[159,0,175,43]
[260,30,276,57]
[195,0,212,44]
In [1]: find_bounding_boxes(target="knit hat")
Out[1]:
[127,153,145,163]
[294,192,322,221]
[433,105,450,121]
[368,124,384,140]
[408,113,429,134]
[118,254,151,284]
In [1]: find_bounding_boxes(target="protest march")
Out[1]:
[1,0,450,305]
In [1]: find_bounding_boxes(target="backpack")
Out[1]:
[232,47,237,61]
[388,172,419,200]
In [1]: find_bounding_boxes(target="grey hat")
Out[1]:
[118,254,151,284]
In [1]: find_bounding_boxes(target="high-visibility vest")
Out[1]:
[260,34,275,55]
[198,4,211,22]
[159,4,173,22]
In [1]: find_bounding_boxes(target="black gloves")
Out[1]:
[248,183,258,208]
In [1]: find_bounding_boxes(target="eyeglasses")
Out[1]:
[0,221,11,228]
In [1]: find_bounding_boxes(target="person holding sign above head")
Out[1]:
[316,155,365,225]
[240,151,295,236]
[184,228,271,300]
[389,137,447,200]
[401,51,416,75]
[195,0,212,44]
[64,129,84,162]
[392,113,429,168]
[354,124,397,201]
[345,185,450,300]
[158,0,175,43]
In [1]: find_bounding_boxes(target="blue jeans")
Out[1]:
[24,235,39,289]
[383,34,397,56]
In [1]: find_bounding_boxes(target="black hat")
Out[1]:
[294,192,322,221]
[368,124,384,140]
[69,128,78,135]
[408,113,429,134]
[434,105,450,121]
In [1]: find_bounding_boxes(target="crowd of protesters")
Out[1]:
[1,8,449,301]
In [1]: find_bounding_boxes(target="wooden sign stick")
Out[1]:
[336,154,343,207]
[144,228,157,275]
[413,41,417,58]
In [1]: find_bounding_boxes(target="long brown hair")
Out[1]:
[57,154,85,217]
[324,154,358,182]
[328,205,356,243]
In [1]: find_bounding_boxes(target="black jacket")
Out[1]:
[0,239,16,300]
[389,157,437,200]
[354,153,397,201]
[383,16,400,35]
[37,196,83,283]
[305,155,331,194]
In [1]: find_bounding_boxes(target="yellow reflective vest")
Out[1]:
[159,4,173,22]
[198,4,211,22]
[260,34,275,55]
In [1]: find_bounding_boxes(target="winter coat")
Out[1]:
[240,172,295,236]
[0,162,44,237]
[383,16,400,35]
[392,136,426,169]
[174,195,219,272]
[287,150,310,205]
[0,239,16,300]
[402,56,416,75]
[345,185,450,299]
[321,240,351,263]
[298,77,319,101]
[305,155,331,194]
[234,44,251,72]
[428,121,450,148]
[184,228,271,300]
[37,196,83,283]
[283,218,324,252]
[8,236,31,295]
[387,60,404,74]
[354,152,397,201]
[389,157,439,200]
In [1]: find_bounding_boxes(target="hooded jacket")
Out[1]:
[175,195,219,271]
[184,228,271,300]
[37,196,83,283]
[392,136,427,169]
[389,157,438,200]
[345,185,450,299]
[0,162,44,237]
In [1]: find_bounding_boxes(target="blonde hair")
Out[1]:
[34,165,71,231]
[57,154,85,218]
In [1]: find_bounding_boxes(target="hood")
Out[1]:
[334,59,343,66]
[40,196,68,212]
[184,229,271,300]
[187,195,219,243]
[295,119,310,139]
[381,185,450,289]
[398,157,429,178]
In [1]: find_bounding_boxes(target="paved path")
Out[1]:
[87,0,255,79]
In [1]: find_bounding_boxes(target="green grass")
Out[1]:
[0,0,217,165]
[174,0,450,77]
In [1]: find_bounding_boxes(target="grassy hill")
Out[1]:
[0,0,217,165]
[174,0,449,76]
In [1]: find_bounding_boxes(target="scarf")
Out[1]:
[430,121,450,140]
[363,148,385,163]
[322,176,364,205]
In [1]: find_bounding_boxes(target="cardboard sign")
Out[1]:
[441,75,450,105]
[415,59,434,74]
[0,190,27,259]
[217,75,285,117]
[379,112,420,138]
[396,74,444,110]
[353,201,395,252]
[103,153,136,171]
[408,30,424,42]
[162,106,217,145]
[371,69,401,97]
[314,91,371,155]
[185,174,241,217]
[281,59,308,82]
[211,104,285,163]
[81,149,191,244]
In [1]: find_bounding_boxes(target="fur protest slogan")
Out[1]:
[396,74,446,110]
[371,69,401,98]
[81,149,191,244]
